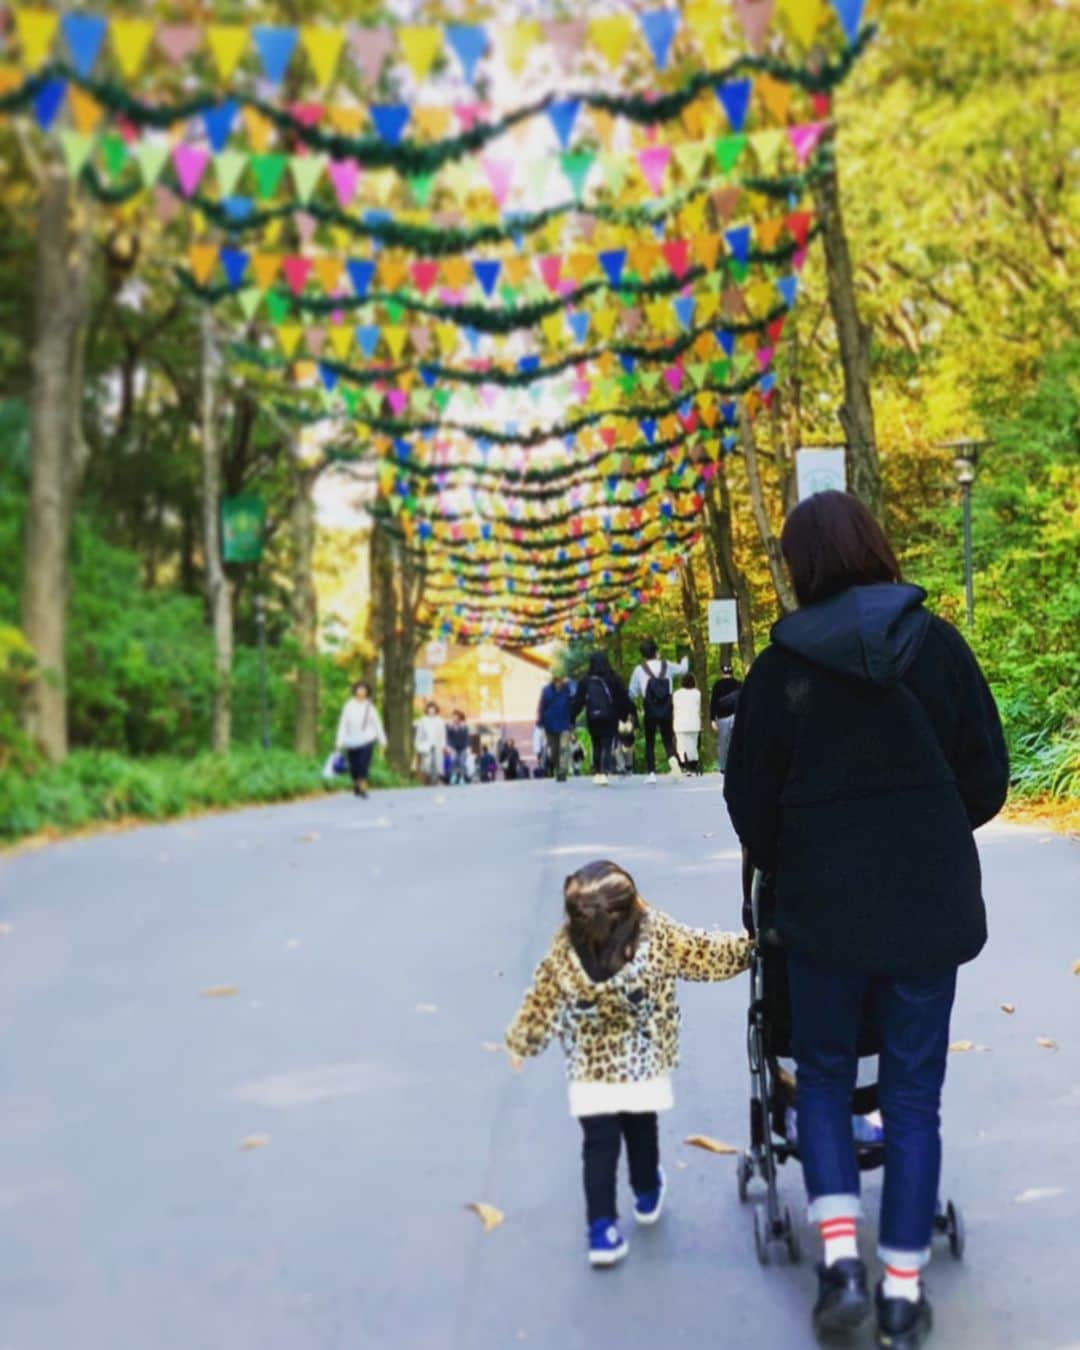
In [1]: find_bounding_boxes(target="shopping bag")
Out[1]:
[322,751,347,780]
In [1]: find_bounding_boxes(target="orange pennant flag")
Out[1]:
[313,256,343,292]
[188,242,220,287]
[250,253,283,291]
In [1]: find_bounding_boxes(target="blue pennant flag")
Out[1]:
[472,259,501,297]
[33,79,67,131]
[252,26,298,85]
[759,372,776,395]
[639,9,679,71]
[463,327,480,353]
[598,249,626,286]
[716,330,736,358]
[418,521,433,541]
[346,258,375,299]
[517,355,541,374]
[61,14,106,77]
[679,399,693,417]
[715,79,752,133]
[319,364,338,392]
[673,296,695,330]
[419,366,439,389]
[660,500,674,519]
[393,439,411,462]
[546,99,580,150]
[219,248,249,289]
[829,0,866,44]
[619,354,636,374]
[606,476,619,492]
[721,402,738,426]
[202,100,238,154]
[221,196,253,223]
[725,225,752,267]
[445,25,488,83]
[567,312,590,344]
[355,326,380,359]
[481,523,493,541]
[370,105,410,146]
[640,418,657,445]
[563,433,575,449]
[776,275,798,308]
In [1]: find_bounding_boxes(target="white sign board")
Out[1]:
[797,447,846,500]
[707,599,739,645]
[425,641,448,667]
[414,669,435,699]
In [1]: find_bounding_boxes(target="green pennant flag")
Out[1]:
[639,370,662,393]
[214,149,248,196]
[709,359,731,382]
[265,290,291,323]
[560,150,596,199]
[687,362,708,387]
[99,132,128,178]
[433,388,452,412]
[363,388,383,412]
[497,283,519,305]
[289,154,325,204]
[409,172,435,206]
[133,139,170,186]
[730,260,749,284]
[59,131,95,177]
[385,299,404,323]
[714,134,747,175]
[251,153,287,200]
[341,388,358,415]
[237,287,262,320]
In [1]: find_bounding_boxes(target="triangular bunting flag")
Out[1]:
[60,13,106,77]
[445,25,488,83]
[788,122,827,165]
[289,154,326,203]
[732,0,774,52]
[778,0,826,46]
[598,250,627,287]
[300,26,345,90]
[715,79,752,132]
[560,151,596,198]
[637,145,671,194]
[31,78,66,131]
[202,100,238,154]
[350,28,394,85]
[639,9,679,71]
[282,255,312,296]
[589,15,634,67]
[546,100,580,151]
[482,157,513,206]
[15,9,59,68]
[724,225,752,267]
[250,153,287,199]
[58,130,94,178]
[829,0,865,43]
[133,139,170,187]
[472,260,501,297]
[156,24,201,64]
[188,243,219,287]
[327,158,359,208]
[399,26,442,81]
[172,145,209,198]
[370,105,410,146]
[110,18,154,78]
[219,248,250,289]
[346,259,375,299]
[206,25,249,81]
[252,25,298,85]
[213,149,247,196]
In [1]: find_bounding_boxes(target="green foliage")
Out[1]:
[1009,723,1080,802]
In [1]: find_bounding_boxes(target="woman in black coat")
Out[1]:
[571,651,634,785]
[724,493,1007,1349]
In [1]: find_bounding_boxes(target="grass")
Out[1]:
[0,746,406,845]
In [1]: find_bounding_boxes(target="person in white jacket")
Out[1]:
[672,672,702,775]
[335,681,387,798]
[414,701,447,784]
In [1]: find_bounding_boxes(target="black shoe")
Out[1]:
[875,1283,933,1348]
[813,1259,871,1336]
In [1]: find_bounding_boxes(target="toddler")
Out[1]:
[506,859,751,1266]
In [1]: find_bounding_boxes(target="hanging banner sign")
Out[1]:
[796,447,846,500]
[414,668,435,699]
[221,495,266,562]
[425,640,448,666]
[707,599,739,644]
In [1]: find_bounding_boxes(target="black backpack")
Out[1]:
[586,675,615,721]
[643,660,673,719]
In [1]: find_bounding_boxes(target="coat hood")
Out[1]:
[770,583,931,688]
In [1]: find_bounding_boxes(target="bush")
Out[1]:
[1009,721,1080,801]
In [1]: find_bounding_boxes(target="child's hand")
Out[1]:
[507,1052,524,1073]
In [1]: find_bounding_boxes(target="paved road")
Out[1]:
[1,778,1077,1350]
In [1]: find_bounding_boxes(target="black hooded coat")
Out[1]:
[723,583,1008,977]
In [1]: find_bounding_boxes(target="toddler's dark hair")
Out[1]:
[681,672,696,689]
[564,860,643,982]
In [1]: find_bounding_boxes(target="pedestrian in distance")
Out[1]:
[672,672,702,774]
[502,739,523,781]
[571,651,634,786]
[628,638,687,783]
[505,859,751,1267]
[724,491,1009,1348]
[478,744,498,783]
[413,701,446,785]
[447,711,470,785]
[538,671,574,782]
[334,680,387,799]
[709,664,742,773]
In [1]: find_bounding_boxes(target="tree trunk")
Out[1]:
[20,165,94,761]
[200,307,232,753]
[290,461,319,756]
[739,412,797,616]
[678,557,711,764]
[708,463,757,668]
[814,146,883,519]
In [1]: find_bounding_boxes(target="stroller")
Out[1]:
[738,870,966,1266]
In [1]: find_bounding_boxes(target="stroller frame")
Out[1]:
[737,871,966,1266]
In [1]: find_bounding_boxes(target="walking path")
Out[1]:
[0,778,1076,1349]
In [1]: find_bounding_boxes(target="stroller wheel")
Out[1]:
[782,1207,801,1264]
[737,1153,754,1204]
[753,1206,770,1265]
[945,1200,965,1260]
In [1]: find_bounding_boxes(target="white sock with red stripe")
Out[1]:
[882,1262,921,1303]
[819,1217,858,1264]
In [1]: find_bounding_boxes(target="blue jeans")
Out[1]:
[786,952,957,1265]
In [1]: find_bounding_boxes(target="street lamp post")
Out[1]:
[937,440,988,630]
[254,593,271,749]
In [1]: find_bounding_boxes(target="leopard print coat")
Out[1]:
[505,908,751,1085]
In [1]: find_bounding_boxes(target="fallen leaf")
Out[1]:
[1036,1037,1059,1051]
[0,922,12,937]
[1073,960,1080,976]
[481,1041,505,1054]
[240,1133,270,1150]
[1000,1003,1016,1014]
[675,1161,689,1170]
[415,1003,438,1014]
[684,1134,738,1155]
[434,794,447,805]
[466,1201,504,1231]
[201,984,239,998]
[298,831,319,843]
[1015,1187,1065,1204]
[949,1040,975,1052]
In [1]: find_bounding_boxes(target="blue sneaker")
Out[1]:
[633,1167,667,1225]
[588,1218,629,1267]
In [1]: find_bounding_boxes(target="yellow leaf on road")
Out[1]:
[949,1040,975,1052]
[1036,1037,1059,1051]
[0,922,12,937]
[1000,1003,1016,1014]
[1073,960,1080,975]
[466,1202,504,1231]
[240,1133,270,1150]
[201,984,238,998]
[684,1134,738,1155]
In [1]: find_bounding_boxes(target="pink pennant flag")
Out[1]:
[289,101,324,128]
[305,327,326,358]
[172,145,209,198]
[294,211,318,245]
[481,385,498,409]
[283,255,313,296]
[663,366,683,393]
[453,103,486,131]
[681,409,699,432]
[622,307,643,335]
[388,389,409,415]
[661,239,690,278]
[482,157,513,206]
[410,260,439,294]
[599,427,617,448]
[537,255,563,293]
[545,20,587,69]
[756,346,775,371]
[788,122,827,166]
[410,327,432,355]
[701,462,717,481]
[573,376,591,399]
[732,0,774,52]
[349,27,394,85]
[637,145,671,195]
[153,184,180,224]
[156,24,201,64]
[793,246,808,271]
[327,159,360,208]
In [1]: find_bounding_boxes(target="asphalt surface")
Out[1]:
[0,776,1077,1350]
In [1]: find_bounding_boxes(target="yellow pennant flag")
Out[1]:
[756,217,786,251]
[589,15,635,68]
[243,107,274,153]
[413,106,452,139]
[293,360,317,384]
[674,141,709,182]
[327,105,364,136]
[206,25,249,82]
[778,0,827,47]
[679,195,709,236]
[277,325,304,359]
[541,314,564,348]
[188,242,219,287]
[645,299,673,334]
[697,292,720,322]
[110,18,154,80]
[501,21,541,74]
[441,256,472,290]
[751,128,785,174]
[15,9,58,68]
[69,87,103,135]
[398,26,442,81]
[384,327,409,360]
[328,326,354,360]
[592,309,618,341]
[301,27,345,90]
[436,323,459,356]
[503,256,532,287]
[755,74,793,124]
[565,252,595,284]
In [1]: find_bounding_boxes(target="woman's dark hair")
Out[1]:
[639,637,658,659]
[681,672,696,689]
[352,680,370,696]
[587,650,614,679]
[564,860,644,982]
[425,701,438,715]
[780,491,901,607]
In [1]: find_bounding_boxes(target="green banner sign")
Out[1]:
[221,495,265,564]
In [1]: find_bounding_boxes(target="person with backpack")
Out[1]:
[571,651,634,786]
[628,638,688,784]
